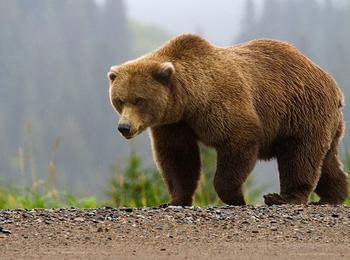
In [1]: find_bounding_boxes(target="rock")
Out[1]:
[166,206,182,212]
[74,217,85,222]
[0,226,11,235]
[97,227,103,232]
[216,215,226,221]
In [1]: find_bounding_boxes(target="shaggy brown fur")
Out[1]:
[108,34,348,206]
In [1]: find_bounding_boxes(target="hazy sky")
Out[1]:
[125,0,247,45]
[96,0,264,45]
[99,0,345,45]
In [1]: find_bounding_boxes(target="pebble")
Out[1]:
[216,215,226,221]
[97,227,103,232]
[74,217,85,222]
[0,225,11,235]
[0,205,349,244]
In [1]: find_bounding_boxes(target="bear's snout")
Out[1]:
[118,123,131,137]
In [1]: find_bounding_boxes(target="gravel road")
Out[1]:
[1,205,350,259]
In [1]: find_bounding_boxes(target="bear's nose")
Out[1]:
[118,124,131,135]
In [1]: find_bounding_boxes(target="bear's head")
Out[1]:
[108,60,177,139]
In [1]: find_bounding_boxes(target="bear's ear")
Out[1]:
[152,62,175,85]
[108,71,117,82]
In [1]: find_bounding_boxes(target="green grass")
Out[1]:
[0,124,98,209]
[1,142,349,209]
[107,146,266,207]
[107,149,169,207]
[0,178,97,209]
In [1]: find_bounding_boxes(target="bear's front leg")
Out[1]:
[214,142,259,205]
[150,121,201,206]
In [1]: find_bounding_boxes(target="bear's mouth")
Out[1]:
[120,129,140,140]
[120,132,135,139]
[123,134,134,140]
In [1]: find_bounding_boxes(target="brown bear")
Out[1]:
[108,34,348,206]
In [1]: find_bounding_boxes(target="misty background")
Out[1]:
[1,0,349,199]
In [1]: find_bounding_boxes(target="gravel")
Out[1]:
[0,205,349,259]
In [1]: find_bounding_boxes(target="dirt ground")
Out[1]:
[1,205,349,259]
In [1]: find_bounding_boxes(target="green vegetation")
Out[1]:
[1,127,349,209]
[108,149,168,207]
[0,166,97,209]
[0,143,267,209]
[107,146,267,207]
[0,181,97,209]
[0,123,97,209]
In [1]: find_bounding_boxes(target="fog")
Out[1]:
[0,0,349,200]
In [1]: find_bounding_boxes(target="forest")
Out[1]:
[0,0,349,204]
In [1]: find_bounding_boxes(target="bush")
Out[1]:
[107,149,168,207]
[0,179,97,209]
[0,128,97,209]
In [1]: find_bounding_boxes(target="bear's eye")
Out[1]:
[132,97,146,106]
[113,99,124,110]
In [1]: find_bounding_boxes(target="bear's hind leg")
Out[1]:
[151,122,201,206]
[315,124,349,204]
[265,138,326,205]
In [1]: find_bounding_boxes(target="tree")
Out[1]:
[0,0,132,196]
